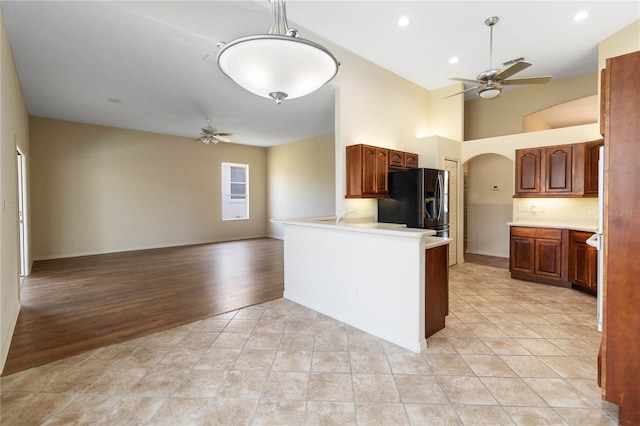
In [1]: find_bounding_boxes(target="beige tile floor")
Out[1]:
[1,263,619,425]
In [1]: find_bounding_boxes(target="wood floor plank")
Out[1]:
[2,238,284,376]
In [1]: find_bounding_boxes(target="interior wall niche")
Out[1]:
[523,95,598,133]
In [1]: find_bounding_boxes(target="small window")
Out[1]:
[221,162,249,220]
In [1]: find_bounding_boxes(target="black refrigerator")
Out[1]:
[378,168,449,237]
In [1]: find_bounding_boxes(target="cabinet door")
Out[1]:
[361,146,378,196]
[389,150,404,167]
[569,241,591,286]
[544,146,573,193]
[584,140,604,195]
[405,153,419,168]
[425,245,449,339]
[515,149,541,194]
[510,237,535,274]
[535,238,563,279]
[374,148,389,195]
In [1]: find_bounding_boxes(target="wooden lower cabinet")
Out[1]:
[425,244,449,339]
[568,230,597,295]
[510,227,570,287]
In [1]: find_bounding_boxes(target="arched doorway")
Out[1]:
[463,153,513,266]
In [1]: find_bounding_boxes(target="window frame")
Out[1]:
[221,162,249,221]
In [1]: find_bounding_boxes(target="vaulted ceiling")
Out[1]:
[2,1,638,146]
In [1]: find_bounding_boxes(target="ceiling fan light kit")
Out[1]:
[216,0,340,104]
[447,16,551,100]
[196,119,236,145]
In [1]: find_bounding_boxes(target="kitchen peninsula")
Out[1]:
[279,217,451,353]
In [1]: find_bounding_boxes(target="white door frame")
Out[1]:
[17,148,28,279]
[443,157,460,266]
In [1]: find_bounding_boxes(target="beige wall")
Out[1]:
[267,134,336,239]
[1,8,30,372]
[464,72,598,141]
[30,118,267,260]
[328,41,463,220]
[598,20,640,122]
[466,154,513,258]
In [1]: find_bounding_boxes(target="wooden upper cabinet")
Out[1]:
[388,150,405,167]
[514,141,602,198]
[388,150,419,169]
[584,140,604,195]
[515,148,542,194]
[346,144,418,198]
[346,144,389,198]
[405,153,419,168]
[373,148,388,195]
[544,145,573,193]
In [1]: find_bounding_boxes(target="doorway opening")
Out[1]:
[17,148,28,280]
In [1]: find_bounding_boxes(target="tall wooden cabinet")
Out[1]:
[600,50,640,426]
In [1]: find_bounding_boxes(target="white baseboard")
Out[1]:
[465,249,509,258]
[1,301,20,374]
[32,235,270,261]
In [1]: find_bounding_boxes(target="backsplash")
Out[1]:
[513,198,599,226]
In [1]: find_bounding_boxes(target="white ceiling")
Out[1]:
[2,1,639,147]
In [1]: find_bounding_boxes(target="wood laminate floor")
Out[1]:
[2,238,284,376]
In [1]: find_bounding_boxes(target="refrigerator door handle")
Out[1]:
[436,175,443,220]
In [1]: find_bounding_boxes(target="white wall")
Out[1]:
[1,8,30,372]
[30,117,268,260]
[267,134,336,239]
[466,154,513,258]
[328,42,432,220]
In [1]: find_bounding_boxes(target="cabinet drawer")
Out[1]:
[511,226,562,240]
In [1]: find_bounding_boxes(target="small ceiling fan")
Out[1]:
[447,16,551,99]
[196,119,236,144]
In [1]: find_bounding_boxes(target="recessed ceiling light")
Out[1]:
[574,10,589,21]
[397,17,410,27]
[449,57,459,64]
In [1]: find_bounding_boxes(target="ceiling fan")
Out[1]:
[196,119,236,144]
[447,16,551,99]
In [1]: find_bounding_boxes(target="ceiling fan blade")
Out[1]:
[215,135,232,143]
[502,76,552,85]
[443,85,482,98]
[214,132,237,137]
[449,77,480,84]
[495,61,531,80]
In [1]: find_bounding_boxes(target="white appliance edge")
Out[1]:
[586,145,604,332]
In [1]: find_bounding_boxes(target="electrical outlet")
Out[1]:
[588,206,596,215]
[518,204,529,213]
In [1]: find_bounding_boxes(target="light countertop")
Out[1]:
[276,216,451,248]
[508,221,598,232]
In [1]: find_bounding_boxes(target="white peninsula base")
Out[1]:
[280,218,451,353]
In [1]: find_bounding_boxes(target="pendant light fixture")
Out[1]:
[216,0,340,104]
